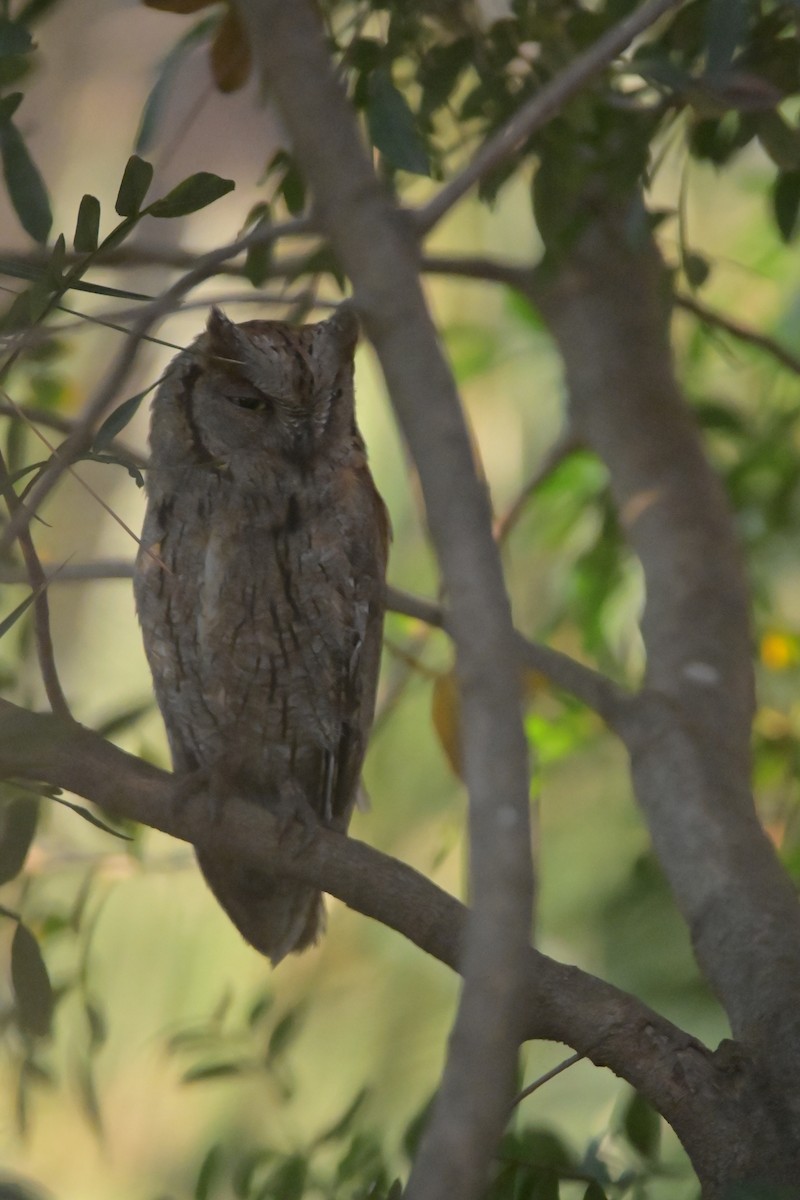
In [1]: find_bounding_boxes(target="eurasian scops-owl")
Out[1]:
[134,307,389,964]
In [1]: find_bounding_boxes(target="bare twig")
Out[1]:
[414,0,684,235]
[510,1052,585,1108]
[0,446,70,719]
[675,292,800,377]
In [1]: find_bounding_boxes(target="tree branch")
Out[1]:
[0,696,749,1182]
[236,5,534,1199]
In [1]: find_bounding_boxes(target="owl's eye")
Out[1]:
[230,395,270,412]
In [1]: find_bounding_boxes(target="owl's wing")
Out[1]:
[327,482,389,829]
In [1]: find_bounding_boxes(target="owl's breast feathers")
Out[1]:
[135,452,387,826]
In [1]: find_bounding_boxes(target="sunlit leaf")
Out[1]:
[266,1005,306,1063]
[431,671,462,777]
[147,171,234,217]
[11,922,53,1037]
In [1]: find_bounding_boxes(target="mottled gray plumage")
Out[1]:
[134,307,388,964]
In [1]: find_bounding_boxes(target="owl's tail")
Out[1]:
[195,849,325,965]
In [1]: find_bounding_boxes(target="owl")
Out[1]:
[134,306,389,964]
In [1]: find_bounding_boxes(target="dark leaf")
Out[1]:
[0,20,33,58]
[11,922,53,1037]
[209,5,250,93]
[144,0,212,11]
[0,1175,50,1200]
[92,388,149,451]
[530,1170,560,1200]
[0,797,38,884]
[136,16,218,153]
[367,68,430,176]
[622,1090,661,1160]
[0,92,23,121]
[0,120,51,243]
[73,193,101,253]
[773,170,800,242]
[402,1094,435,1159]
[265,1156,307,1200]
[705,0,750,78]
[115,154,154,217]
[81,451,145,488]
[147,171,234,217]
[244,237,272,287]
[757,112,800,171]
[684,252,711,288]
[582,1185,608,1200]
[279,159,305,216]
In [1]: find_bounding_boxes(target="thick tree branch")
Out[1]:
[0,696,759,1184]
[530,205,800,1133]
[235,6,533,1199]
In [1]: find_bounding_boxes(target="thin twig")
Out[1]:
[414,0,683,235]
[510,1052,585,1109]
[0,445,71,719]
[675,292,800,377]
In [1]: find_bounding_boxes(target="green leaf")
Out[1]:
[244,234,272,287]
[756,112,800,171]
[530,1171,560,1200]
[0,120,51,243]
[266,1005,306,1063]
[773,170,800,242]
[136,15,219,153]
[622,1090,661,1160]
[182,1060,252,1084]
[582,1184,608,1200]
[367,68,430,176]
[195,1144,224,1200]
[92,388,150,452]
[115,154,154,217]
[147,171,235,218]
[0,20,33,58]
[11,922,53,1037]
[0,797,38,884]
[73,193,101,253]
[265,1155,307,1200]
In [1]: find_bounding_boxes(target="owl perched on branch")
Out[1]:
[134,307,389,964]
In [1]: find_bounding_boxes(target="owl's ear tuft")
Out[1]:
[322,304,359,358]
[206,307,247,363]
